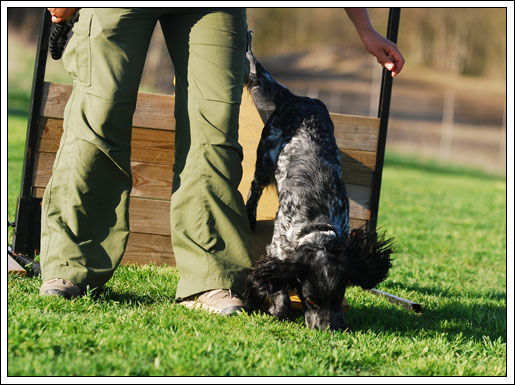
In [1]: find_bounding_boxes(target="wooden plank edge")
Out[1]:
[8,254,27,276]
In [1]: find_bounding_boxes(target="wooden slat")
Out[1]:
[33,188,371,225]
[33,188,176,234]
[129,197,170,236]
[41,82,175,131]
[131,162,173,199]
[122,220,368,267]
[131,126,175,165]
[38,118,175,166]
[133,93,175,131]
[123,232,174,266]
[37,117,63,153]
[340,149,375,186]
[340,149,376,172]
[32,152,53,189]
[127,187,370,241]
[17,199,175,266]
[33,190,173,236]
[40,82,379,151]
[244,183,371,223]
[33,152,174,200]
[347,184,372,221]
[350,219,368,230]
[32,187,45,199]
[8,255,27,276]
[40,82,70,119]
[35,117,374,217]
[332,114,380,152]
[342,169,373,187]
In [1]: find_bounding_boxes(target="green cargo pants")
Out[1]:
[40,8,254,299]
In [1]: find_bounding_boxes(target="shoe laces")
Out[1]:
[205,289,235,300]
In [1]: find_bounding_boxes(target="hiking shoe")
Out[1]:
[40,278,82,299]
[178,289,244,316]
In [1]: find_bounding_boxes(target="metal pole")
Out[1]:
[365,9,422,314]
[369,288,422,313]
[12,9,51,256]
[19,9,52,198]
[368,7,401,231]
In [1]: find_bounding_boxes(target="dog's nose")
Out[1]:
[305,311,346,331]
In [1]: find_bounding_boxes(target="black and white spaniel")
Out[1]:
[243,31,394,331]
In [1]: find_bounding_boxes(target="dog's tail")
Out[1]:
[245,31,292,122]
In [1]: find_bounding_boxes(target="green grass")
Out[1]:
[7,112,29,243]
[8,263,506,377]
[7,93,506,376]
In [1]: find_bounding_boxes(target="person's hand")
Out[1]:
[47,8,78,23]
[344,8,405,77]
[360,29,405,78]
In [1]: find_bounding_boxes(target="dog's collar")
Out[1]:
[297,230,337,248]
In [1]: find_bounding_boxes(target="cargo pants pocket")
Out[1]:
[64,11,92,87]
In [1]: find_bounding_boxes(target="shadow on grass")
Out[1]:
[94,288,176,307]
[347,284,507,343]
[381,281,507,302]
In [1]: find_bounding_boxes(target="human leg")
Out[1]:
[40,8,158,293]
[159,8,253,301]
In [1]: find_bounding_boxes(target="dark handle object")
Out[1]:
[8,246,41,276]
[49,21,72,60]
[368,7,401,232]
[369,288,422,313]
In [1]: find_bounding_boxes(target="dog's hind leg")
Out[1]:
[246,115,283,230]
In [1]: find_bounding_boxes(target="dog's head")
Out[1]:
[245,228,394,331]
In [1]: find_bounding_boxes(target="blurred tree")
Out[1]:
[247,7,506,79]
[7,7,42,41]
[7,7,507,79]
[247,8,369,54]
[392,8,506,77]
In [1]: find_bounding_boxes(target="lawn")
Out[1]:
[6,79,507,376]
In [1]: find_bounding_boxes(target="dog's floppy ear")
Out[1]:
[344,227,394,289]
[244,255,305,310]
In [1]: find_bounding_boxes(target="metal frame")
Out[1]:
[9,9,420,313]
[10,9,52,272]
[366,9,420,312]
[369,7,401,232]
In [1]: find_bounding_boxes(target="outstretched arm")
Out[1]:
[345,8,405,77]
